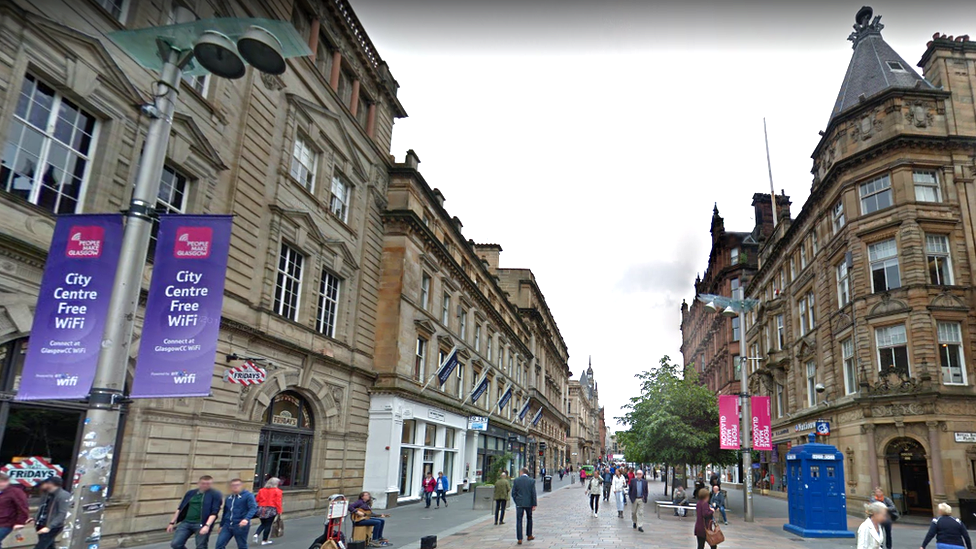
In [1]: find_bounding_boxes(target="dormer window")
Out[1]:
[886,61,906,72]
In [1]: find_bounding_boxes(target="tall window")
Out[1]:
[799,297,808,336]
[938,322,965,385]
[775,315,785,350]
[776,383,785,417]
[330,176,350,222]
[800,245,807,270]
[151,165,188,250]
[836,261,850,307]
[441,293,451,325]
[356,94,370,128]
[486,335,493,362]
[733,355,742,380]
[812,231,819,255]
[832,199,845,233]
[805,292,815,332]
[420,274,431,310]
[868,239,900,292]
[474,325,481,352]
[95,0,126,20]
[806,361,817,407]
[732,317,741,342]
[926,235,953,285]
[731,278,742,301]
[730,248,740,265]
[842,338,857,395]
[790,256,796,281]
[274,244,304,321]
[290,135,317,190]
[914,170,941,202]
[257,392,314,488]
[415,337,427,380]
[876,325,909,377]
[459,309,467,340]
[1,74,97,214]
[456,363,465,398]
[316,270,340,337]
[859,174,893,214]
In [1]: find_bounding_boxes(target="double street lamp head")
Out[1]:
[194,26,286,79]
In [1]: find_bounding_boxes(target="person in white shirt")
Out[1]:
[611,469,628,519]
[856,501,888,549]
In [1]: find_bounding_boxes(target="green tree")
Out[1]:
[486,452,515,485]
[617,356,737,472]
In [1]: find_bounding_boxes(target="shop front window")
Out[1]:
[255,391,314,488]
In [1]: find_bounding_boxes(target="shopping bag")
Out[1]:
[705,520,725,546]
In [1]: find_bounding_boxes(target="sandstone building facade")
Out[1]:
[742,9,976,516]
[567,361,601,465]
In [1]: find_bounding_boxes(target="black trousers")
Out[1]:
[494,499,507,523]
[589,494,600,513]
[881,520,892,549]
[34,528,64,549]
[696,535,716,549]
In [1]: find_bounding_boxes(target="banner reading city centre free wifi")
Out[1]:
[17,215,123,400]
[130,215,232,398]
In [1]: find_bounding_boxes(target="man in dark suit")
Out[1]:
[511,468,537,545]
[628,469,649,533]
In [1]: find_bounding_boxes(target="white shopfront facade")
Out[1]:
[364,394,469,508]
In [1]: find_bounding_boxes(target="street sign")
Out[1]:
[815,420,830,436]
[224,360,267,385]
[468,416,488,431]
[1,456,64,487]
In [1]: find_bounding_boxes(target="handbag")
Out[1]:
[271,515,284,538]
[705,520,725,546]
[258,506,278,519]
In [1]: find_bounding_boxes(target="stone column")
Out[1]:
[927,420,947,504]
[308,18,320,62]
[329,51,342,90]
[863,423,881,489]
[366,103,377,137]
[349,79,361,115]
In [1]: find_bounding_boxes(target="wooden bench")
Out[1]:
[656,503,697,519]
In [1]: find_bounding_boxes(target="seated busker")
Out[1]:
[350,492,391,548]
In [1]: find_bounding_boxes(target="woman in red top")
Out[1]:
[694,488,718,549]
[254,478,283,545]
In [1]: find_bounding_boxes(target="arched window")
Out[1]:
[256,391,314,489]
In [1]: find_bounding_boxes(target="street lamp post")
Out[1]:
[698,293,760,523]
[65,19,306,549]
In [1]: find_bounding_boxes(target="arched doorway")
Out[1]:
[885,437,931,515]
[255,391,314,489]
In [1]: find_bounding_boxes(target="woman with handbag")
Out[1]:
[254,478,283,545]
[694,488,721,549]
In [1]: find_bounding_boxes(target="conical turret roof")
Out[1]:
[831,7,934,121]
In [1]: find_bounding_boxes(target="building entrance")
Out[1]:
[885,437,932,515]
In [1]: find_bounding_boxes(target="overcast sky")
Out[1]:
[352,0,973,430]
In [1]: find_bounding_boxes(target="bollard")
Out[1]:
[420,535,437,548]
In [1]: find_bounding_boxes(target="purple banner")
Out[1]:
[17,215,123,400]
[130,215,232,398]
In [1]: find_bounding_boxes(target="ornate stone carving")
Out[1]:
[906,100,934,128]
[929,287,968,311]
[869,401,930,417]
[261,72,285,92]
[838,408,865,423]
[868,292,910,317]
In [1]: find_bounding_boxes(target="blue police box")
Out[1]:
[783,432,854,538]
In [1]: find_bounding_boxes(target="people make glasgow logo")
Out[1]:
[173,227,212,259]
[65,226,104,258]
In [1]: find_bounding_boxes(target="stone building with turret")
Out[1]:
[743,7,976,516]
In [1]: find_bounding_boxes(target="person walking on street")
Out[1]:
[628,469,649,533]
[558,468,564,481]
[435,472,450,508]
[421,472,436,509]
[921,502,972,549]
[30,477,70,549]
[215,479,257,549]
[168,475,223,549]
[873,487,898,549]
[612,469,627,519]
[0,473,29,544]
[694,488,718,549]
[511,468,537,545]
[602,468,613,502]
[493,471,511,525]
[579,468,586,486]
[585,473,602,517]
[253,478,282,545]
[709,485,727,525]
[856,501,888,549]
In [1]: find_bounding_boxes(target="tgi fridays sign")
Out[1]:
[224,361,267,385]
[1,457,63,487]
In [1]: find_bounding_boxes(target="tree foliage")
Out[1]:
[616,356,737,468]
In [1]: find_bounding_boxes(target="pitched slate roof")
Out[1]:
[831,7,934,121]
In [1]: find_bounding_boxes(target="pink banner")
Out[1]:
[752,396,772,451]
[718,395,740,450]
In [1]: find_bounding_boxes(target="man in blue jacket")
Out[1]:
[602,468,613,501]
[215,479,257,549]
[511,468,537,545]
[168,476,223,549]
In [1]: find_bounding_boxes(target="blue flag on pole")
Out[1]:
[497,384,513,411]
[470,371,489,403]
[518,398,532,420]
[436,347,460,385]
[531,407,544,426]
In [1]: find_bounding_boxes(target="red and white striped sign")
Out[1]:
[224,360,267,385]
[1,456,63,487]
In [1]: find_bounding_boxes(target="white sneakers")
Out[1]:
[593,512,598,518]
[261,541,273,546]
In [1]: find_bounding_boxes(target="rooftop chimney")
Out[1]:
[473,243,502,273]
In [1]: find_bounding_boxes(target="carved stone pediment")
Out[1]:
[868,292,910,317]
[795,335,818,359]
[832,312,854,335]
[414,318,436,337]
[928,288,968,311]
